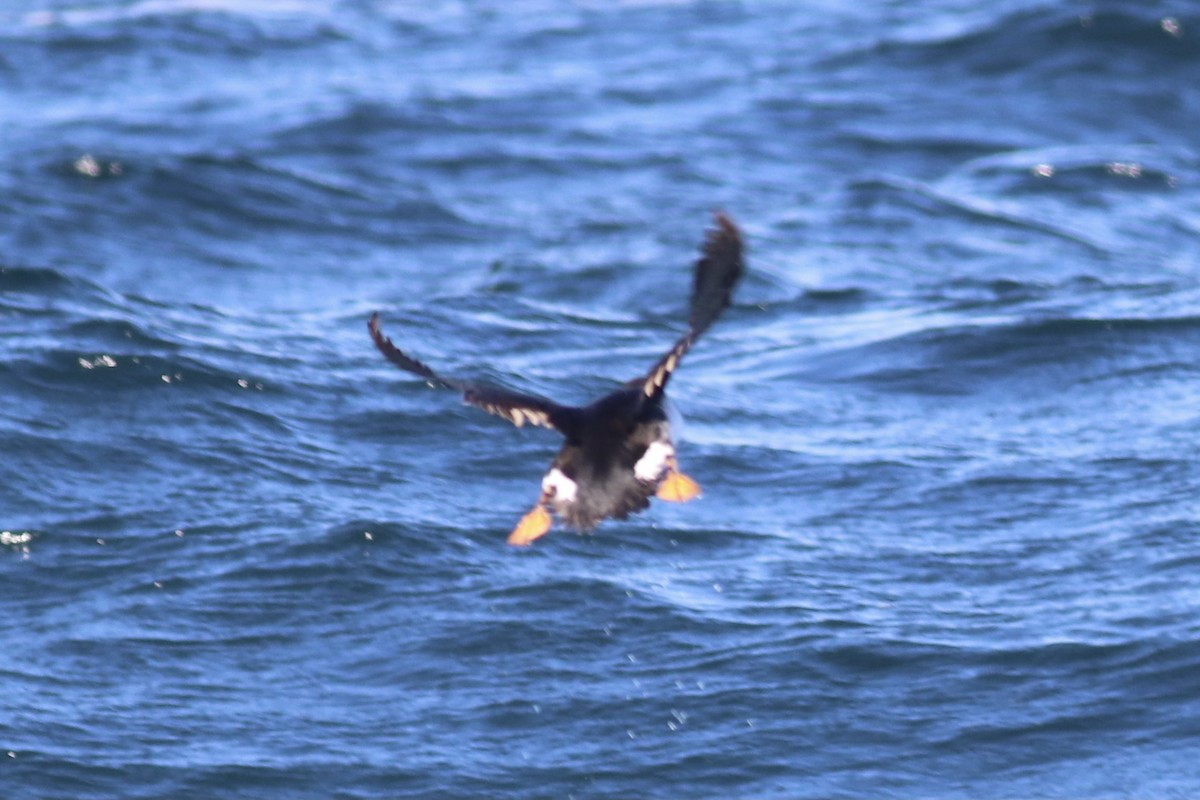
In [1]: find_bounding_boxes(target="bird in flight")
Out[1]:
[369,211,744,546]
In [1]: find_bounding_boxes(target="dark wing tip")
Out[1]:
[638,212,746,399]
[370,312,572,432]
[712,209,738,237]
[367,312,447,387]
[367,311,387,351]
[689,211,745,337]
[707,210,741,256]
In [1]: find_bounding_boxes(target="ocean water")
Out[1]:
[3,0,1200,797]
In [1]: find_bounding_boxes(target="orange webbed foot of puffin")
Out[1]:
[508,504,552,546]
[656,470,701,503]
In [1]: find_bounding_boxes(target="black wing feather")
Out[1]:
[640,211,744,398]
[368,313,574,432]
[688,211,744,337]
[368,313,452,389]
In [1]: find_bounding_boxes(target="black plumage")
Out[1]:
[369,212,744,545]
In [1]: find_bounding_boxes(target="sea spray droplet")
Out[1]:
[72,154,123,178]
[74,154,101,178]
[78,355,117,370]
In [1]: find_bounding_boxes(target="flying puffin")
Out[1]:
[368,211,744,546]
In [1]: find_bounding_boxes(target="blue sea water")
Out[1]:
[4,0,1200,797]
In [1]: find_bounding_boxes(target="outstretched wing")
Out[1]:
[640,332,693,398]
[368,313,451,389]
[688,211,745,338]
[459,383,572,431]
[639,211,744,398]
[368,313,575,432]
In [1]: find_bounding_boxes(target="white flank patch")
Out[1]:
[542,468,578,503]
[634,441,674,482]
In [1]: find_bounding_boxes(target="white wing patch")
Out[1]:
[634,441,674,483]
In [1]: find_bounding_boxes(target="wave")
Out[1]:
[871,5,1199,75]
[946,145,1186,196]
[2,348,250,395]
[0,264,77,294]
[846,175,1115,256]
[15,2,347,52]
[922,635,1200,763]
[108,153,467,243]
[794,311,1200,395]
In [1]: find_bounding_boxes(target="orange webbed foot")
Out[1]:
[508,505,552,546]
[656,470,701,503]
